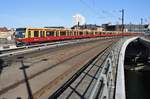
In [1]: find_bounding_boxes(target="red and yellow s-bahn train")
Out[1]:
[15,27,141,46]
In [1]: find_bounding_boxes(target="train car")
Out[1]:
[15,27,137,46]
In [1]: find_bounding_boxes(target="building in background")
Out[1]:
[0,27,15,43]
[0,27,16,49]
[44,26,65,29]
[125,24,149,32]
[102,24,150,33]
[71,24,103,31]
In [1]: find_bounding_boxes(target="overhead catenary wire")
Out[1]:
[79,0,106,19]
[78,0,120,24]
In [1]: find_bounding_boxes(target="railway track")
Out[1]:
[48,41,113,99]
[0,40,117,95]
[32,40,120,99]
[35,38,125,99]
[0,37,112,58]
[0,38,119,98]
[0,37,116,76]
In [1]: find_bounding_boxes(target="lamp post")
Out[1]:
[141,18,143,32]
[120,9,124,37]
[119,9,125,32]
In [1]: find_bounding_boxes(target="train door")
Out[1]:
[28,31,31,38]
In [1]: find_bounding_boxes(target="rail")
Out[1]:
[0,37,109,58]
[0,39,113,96]
[0,37,119,59]
[0,37,139,99]
[48,41,117,99]
[47,37,127,99]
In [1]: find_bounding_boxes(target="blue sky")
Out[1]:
[0,0,150,28]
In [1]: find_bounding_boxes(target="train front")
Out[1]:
[15,28,27,46]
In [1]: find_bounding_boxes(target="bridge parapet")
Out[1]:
[89,38,129,99]
[90,37,141,99]
[48,38,128,99]
[48,37,140,99]
[115,37,138,99]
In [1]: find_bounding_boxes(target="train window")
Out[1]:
[40,31,45,37]
[86,31,89,35]
[69,32,73,36]
[60,32,66,36]
[56,31,60,36]
[55,31,59,36]
[74,32,77,36]
[92,31,94,34]
[16,28,26,38]
[46,31,54,36]
[65,31,68,36]
[69,31,72,36]
[80,32,83,35]
[28,31,31,38]
[90,32,93,35]
[67,31,70,36]
[34,31,39,37]
[76,32,78,36]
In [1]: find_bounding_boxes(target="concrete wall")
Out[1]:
[115,37,138,99]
